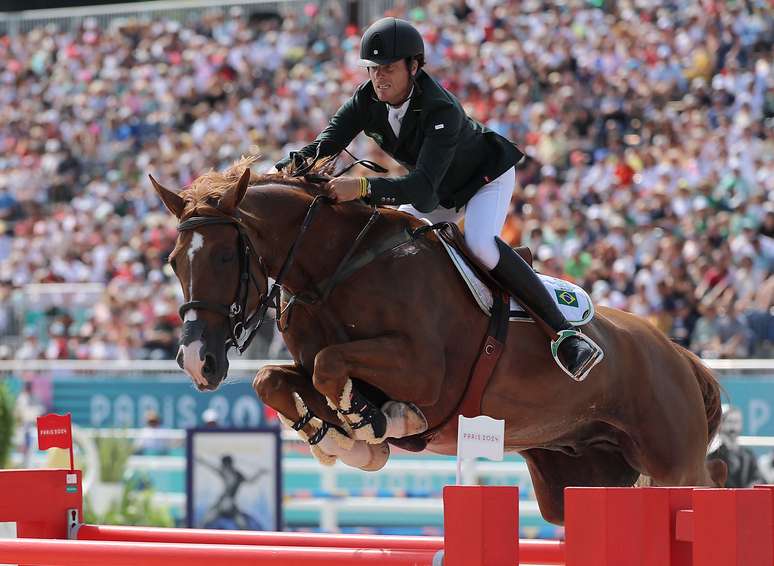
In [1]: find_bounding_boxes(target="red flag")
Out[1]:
[37,413,72,451]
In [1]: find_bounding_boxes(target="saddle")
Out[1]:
[422,222,555,336]
[424,221,594,328]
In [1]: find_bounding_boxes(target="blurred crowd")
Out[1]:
[0,0,772,360]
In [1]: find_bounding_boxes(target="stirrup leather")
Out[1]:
[550,329,604,382]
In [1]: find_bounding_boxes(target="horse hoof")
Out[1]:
[382,401,429,437]
[359,442,390,472]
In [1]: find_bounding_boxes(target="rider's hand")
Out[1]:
[325,176,362,202]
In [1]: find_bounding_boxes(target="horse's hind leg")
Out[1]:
[641,433,723,487]
[623,383,717,488]
[647,456,724,488]
[253,364,389,471]
[312,336,439,443]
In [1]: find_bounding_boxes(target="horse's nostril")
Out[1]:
[176,348,184,369]
[202,353,216,378]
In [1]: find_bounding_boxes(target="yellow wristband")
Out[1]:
[359,177,368,199]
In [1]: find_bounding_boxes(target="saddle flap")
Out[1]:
[435,229,595,326]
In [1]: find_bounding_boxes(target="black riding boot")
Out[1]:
[490,237,602,381]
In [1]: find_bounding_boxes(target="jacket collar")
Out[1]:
[394,92,422,148]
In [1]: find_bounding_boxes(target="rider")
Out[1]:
[275,17,603,381]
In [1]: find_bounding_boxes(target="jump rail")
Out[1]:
[0,539,437,566]
[0,469,772,565]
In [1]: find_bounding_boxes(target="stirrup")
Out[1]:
[550,329,604,382]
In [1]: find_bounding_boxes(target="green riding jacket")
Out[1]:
[276,69,524,212]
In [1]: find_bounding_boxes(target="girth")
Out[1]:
[421,286,511,440]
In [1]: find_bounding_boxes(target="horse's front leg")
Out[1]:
[252,364,389,471]
[312,336,442,444]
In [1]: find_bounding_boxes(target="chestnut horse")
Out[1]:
[151,160,725,524]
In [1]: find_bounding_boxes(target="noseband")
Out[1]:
[176,215,267,354]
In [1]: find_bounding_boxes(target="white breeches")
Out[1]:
[399,166,515,270]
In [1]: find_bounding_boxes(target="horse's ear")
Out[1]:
[220,168,251,212]
[149,175,185,218]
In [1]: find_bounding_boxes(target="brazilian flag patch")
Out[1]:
[555,289,579,307]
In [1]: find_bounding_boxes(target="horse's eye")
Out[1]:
[221,251,235,263]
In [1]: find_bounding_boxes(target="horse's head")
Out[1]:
[150,167,268,391]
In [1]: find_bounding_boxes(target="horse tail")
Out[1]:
[676,343,724,439]
[675,343,728,486]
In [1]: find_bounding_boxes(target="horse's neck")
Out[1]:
[240,186,361,291]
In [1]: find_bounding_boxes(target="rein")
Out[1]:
[273,149,390,329]
[289,146,388,182]
[261,194,387,334]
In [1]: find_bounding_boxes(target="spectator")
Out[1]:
[668,300,699,350]
[759,449,774,485]
[133,409,171,455]
[202,408,220,429]
[716,303,754,358]
[13,381,43,468]
[691,304,722,358]
[0,186,19,222]
[14,328,43,360]
[708,405,764,488]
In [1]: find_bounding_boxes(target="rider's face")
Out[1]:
[369,60,416,105]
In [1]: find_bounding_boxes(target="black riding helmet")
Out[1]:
[358,17,424,67]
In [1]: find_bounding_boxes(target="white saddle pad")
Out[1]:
[438,235,595,326]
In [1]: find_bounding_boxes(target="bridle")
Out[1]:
[176,214,267,354]
[175,151,390,355]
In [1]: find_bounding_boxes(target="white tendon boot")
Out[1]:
[329,379,429,444]
[285,393,390,471]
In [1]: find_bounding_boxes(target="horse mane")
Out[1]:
[182,154,333,204]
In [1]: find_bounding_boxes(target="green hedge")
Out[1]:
[84,478,174,528]
[95,435,134,483]
[0,382,15,468]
